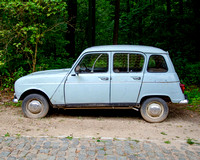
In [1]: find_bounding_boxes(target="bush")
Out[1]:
[0,66,27,89]
[173,56,200,86]
[0,57,75,89]
[183,62,200,85]
[185,86,200,112]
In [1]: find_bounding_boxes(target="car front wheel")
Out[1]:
[22,94,49,119]
[140,97,169,123]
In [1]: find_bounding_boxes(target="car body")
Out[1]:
[13,45,188,122]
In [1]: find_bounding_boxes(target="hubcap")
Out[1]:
[147,102,163,117]
[27,100,42,114]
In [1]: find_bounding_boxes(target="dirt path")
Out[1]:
[0,90,200,146]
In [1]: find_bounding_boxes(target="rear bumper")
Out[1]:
[178,95,188,104]
[179,99,188,104]
[13,93,18,103]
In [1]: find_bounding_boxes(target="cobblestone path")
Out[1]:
[0,136,200,160]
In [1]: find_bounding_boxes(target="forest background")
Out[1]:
[0,0,199,108]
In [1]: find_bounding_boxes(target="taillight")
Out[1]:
[180,83,185,93]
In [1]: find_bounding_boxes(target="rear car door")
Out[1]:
[110,52,145,104]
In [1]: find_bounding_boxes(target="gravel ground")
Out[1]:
[0,90,200,159]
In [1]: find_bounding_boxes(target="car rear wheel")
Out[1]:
[140,97,169,123]
[22,94,49,119]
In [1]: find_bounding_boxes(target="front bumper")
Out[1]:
[13,93,18,103]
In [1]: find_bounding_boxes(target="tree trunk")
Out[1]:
[88,0,96,47]
[166,0,171,15]
[179,0,183,15]
[138,16,142,44]
[126,0,130,13]
[65,0,77,58]
[33,38,39,72]
[138,0,143,44]
[113,0,120,45]
[191,0,200,61]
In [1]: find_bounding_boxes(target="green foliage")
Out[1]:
[96,138,107,143]
[4,101,22,108]
[0,0,200,88]
[173,53,200,85]
[187,138,195,145]
[185,86,200,112]
[182,62,200,85]
[161,132,167,135]
[133,139,140,143]
[164,141,171,144]
[66,136,73,140]
[0,66,27,88]
[4,132,10,137]
[0,0,69,88]
[16,133,21,139]
[186,138,200,145]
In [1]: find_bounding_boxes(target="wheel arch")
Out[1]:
[139,95,171,106]
[19,89,52,107]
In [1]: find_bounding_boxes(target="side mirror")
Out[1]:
[75,65,80,74]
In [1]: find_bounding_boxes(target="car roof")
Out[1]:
[82,45,168,54]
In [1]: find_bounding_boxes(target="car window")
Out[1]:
[147,55,168,73]
[113,53,144,73]
[76,53,108,73]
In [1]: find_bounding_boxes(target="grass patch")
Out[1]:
[113,138,119,141]
[4,101,22,107]
[16,133,21,138]
[95,137,107,143]
[5,132,10,137]
[164,141,171,144]
[66,136,73,140]
[133,139,140,143]
[161,132,167,135]
[186,138,200,145]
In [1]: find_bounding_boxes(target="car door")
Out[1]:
[111,52,145,104]
[65,52,110,104]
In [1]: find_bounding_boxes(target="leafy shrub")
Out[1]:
[37,56,75,71]
[173,56,200,86]
[0,66,27,89]
[185,86,200,112]
[183,62,200,85]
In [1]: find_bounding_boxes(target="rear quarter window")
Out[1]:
[147,55,168,73]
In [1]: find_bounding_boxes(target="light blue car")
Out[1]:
[13,45,188,122]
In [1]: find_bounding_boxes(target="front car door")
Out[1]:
[65,52,110,104]
[111,52,145,104]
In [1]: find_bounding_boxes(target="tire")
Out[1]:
[22,94,49,119]
[140,97,169,123]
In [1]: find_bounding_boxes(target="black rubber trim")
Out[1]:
[53,103,139,108]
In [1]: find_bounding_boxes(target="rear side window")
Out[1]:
[113,53,144,73]
[147,55,168,73]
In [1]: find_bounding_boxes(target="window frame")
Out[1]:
[113,52,145,73]
[147,55,168,73]
[75,52,109,74]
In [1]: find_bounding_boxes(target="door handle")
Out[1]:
[99,77,109,81]
[131,76,141,80]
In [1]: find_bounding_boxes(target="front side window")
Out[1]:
[147,55,168,73]
[113,53,144,73]
[75,53,108,73]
